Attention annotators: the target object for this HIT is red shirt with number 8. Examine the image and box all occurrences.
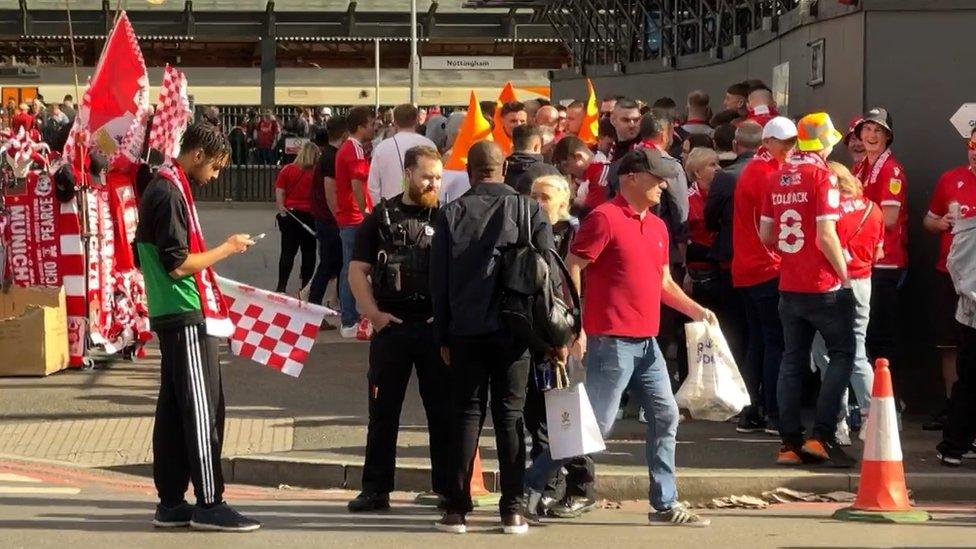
[761,152,843,293]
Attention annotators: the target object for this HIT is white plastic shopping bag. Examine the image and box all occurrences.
[675,321,751,421]
[545,383,606,460]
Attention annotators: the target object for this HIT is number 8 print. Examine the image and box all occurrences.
[777,209,804,254]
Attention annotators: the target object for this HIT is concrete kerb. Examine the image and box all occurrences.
[224,455,976,503]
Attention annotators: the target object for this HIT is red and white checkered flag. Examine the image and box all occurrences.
[148,64,191,159]
[216,276,328,377]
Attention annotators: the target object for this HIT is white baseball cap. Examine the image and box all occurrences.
[321,107,333,116]
[762,116,798,140]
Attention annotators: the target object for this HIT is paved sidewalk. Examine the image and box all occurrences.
[1,331,972,502]
[1,202,971,502]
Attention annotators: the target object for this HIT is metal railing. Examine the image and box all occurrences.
[195,164,280,202]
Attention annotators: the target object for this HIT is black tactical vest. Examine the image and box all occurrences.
[371,196,435,310]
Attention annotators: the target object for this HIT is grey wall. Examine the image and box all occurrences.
[551,11,865,132]
[864,7,976,404]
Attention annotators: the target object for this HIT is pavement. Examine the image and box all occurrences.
[1,202,975,504]
[0,457,974,549]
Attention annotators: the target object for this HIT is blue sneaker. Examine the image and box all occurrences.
[190,503,261,532]
[152,501,194,528]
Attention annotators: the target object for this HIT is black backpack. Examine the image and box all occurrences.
[499,196,581,354]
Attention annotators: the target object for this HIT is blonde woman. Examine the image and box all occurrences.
[530,174,577,258]
[526,173,595,517]
[812,161,885,444]
[274,141,321,293]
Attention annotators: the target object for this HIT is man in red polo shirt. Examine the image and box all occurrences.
[852,108,907,403]
[760,112,854,468]
[730,116,796,435]
[525,148,715,527]
[923,126,976,429]
[332,106,375,337]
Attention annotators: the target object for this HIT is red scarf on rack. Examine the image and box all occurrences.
[156,161,234,337]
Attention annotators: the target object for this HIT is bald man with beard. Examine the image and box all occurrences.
[430,140,557,535]
[536,105,559,130]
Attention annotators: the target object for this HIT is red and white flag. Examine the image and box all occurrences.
[148,64,191,159]
[216,276,328,377]
[64,11,150,165]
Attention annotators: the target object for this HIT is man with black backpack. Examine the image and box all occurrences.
[430,140,563,535]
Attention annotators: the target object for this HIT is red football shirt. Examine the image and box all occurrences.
[837,197,885,280]
[571,195,670,338]
[274,163,314,212]
[687,184,715,248]
[928,166,976,273]
[731,148,782,287]
[334,138,372,227]
[855,152,907,269]
[761,152,843,293]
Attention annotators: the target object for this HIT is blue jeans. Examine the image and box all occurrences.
[308,219,342,306]
[338,226,359,327]
[739,278,784,424]
[777,289,855,446]
[812,277,873,421]
[525,335,679,511]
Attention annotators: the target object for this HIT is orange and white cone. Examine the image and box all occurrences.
[469,448,501,507]
[834,358,930,522]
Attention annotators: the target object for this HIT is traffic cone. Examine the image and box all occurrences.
[415,447,500,507]
[469,448,501,507]
[833,358,930,523]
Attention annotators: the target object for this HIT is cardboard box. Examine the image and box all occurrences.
[0,286,69,376]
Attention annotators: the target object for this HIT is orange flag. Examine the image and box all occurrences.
[492,81,519,156]
[578,78,600,145]
[444,91,493,171]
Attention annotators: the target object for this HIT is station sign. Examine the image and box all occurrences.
[421,56,514,70]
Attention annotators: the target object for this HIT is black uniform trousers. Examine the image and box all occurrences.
[362,319,451,495]
[940,325,976,456]
[445,331,530,516]
[154,324,226,508]
[524,379,596,501]
[867,268,906,399]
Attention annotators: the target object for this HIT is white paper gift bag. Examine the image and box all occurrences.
[545,383,607,460]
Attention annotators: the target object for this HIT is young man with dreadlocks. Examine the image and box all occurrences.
[134,123,261,532]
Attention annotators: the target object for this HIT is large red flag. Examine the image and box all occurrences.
[65,11,149,164]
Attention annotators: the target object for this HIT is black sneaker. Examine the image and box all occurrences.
[548,496,597,519]
[434,513,467,534]
[923,408,948,431]
[807,438,857,469]
[938,452,962,467]
[347,492,390,513]
[501,513,529,534]
[647,504,710,527]
[190,503,261,532]
[152,501,194,528]
[736,415,767,433]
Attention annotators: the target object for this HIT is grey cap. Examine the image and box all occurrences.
[617,147,677,179]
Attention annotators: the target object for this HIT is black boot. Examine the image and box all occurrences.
[347,492,391,512]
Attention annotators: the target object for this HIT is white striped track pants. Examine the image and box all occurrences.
[153,323,226,507]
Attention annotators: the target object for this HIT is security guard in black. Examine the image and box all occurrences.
[345,145,450,512]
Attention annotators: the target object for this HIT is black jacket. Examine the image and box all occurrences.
[704,151,755,264]
[430,182,555,345]
[503,152,559,195]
